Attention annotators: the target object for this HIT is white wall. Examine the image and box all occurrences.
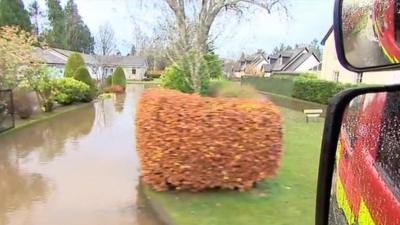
[321,31,400,85]
[295,56,320,72]
[123,66,147,80]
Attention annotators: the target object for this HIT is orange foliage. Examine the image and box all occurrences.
[136,88,283,192]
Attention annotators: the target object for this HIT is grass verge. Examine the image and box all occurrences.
[143,107,324,225]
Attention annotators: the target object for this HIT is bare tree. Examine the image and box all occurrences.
[167,0,288,92]
[95,23,116,55]
[136,0,288,92]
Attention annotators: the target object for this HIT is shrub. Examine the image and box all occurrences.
[161,65,193,93]
[204,52,223,79]
[53,78,92,105]
[136,88,282,192]
[292,76,356,104]
[208,80,258,98]
[64,53,85,77]
[146,70,162,79]
[112,66,126,89]
[13,87,35,119]
[218,83,258,99]
[105,75,112,86]
[241,76,294,97]
[74,67,95,88]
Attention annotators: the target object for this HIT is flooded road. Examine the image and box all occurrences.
[0,84,163,225]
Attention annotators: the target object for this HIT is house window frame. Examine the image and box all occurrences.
[132,68,136,75]
[333,71,340,82]
[356,73,363,84]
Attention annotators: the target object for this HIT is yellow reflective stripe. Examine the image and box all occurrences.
[380,44,396,63]
[373,21,397,63]
[336,178,356,225]
[336,141,341,167]
[358,200,376,225]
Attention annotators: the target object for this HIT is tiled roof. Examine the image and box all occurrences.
[50,48,148,67]
[32,48,66,64]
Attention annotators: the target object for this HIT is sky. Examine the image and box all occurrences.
[23,0,334,58]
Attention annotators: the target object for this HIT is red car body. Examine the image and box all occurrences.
[373,0,400,63]
[336,93,400,224]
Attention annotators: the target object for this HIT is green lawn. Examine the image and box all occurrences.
[143,107,324,225]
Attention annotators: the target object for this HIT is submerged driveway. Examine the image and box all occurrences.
[0,84,162,225]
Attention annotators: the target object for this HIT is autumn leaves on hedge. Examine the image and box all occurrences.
[136,88,283,192]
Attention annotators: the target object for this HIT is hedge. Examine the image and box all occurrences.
[112,66,126,89]
[74,66,95,89]
[64,53,85,78]
[241,76,294,97]
[136,88,282,192]
[292,77,356,104]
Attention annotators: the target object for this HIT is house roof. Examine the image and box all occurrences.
[50,48,148,67]
[99,55,148,67]
[263,47,320,73]
[283,52,313,71]
[321,26,333,46]
[32,48,66,65]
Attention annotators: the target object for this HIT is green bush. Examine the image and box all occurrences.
[207,79,230,97]
[105,75,112,86]
[112,66,126,88]
[204,52,223,79]
[292,76,356,104]
[64,53,85,77]
[161,65,193,93]
[241,76,294,97]
[146,71,162,79]
[161,51,210,96]
[53,78,92,105]
[74,66,95,89]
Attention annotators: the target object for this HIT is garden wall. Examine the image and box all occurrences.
[136,88,283,192]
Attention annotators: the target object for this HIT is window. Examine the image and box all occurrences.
[333,71,339,82]
[111,68,114,74]
[356,73,363,84]
[132,68,136,74]
[376,92,400,199]
[342,95,364,148]
[395,0,400,45]
[376,0,389,32]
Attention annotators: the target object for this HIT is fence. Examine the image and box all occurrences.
[0,89,15,133]
[241,76,294,97]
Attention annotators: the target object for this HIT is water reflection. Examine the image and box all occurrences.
[0,84,163,225]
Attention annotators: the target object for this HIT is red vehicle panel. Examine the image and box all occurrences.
[337,93,400,224]
[373,0,400,62]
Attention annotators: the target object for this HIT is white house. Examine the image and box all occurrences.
[320,27,400,85]
[262,47,321,77]
[34,47,148,80]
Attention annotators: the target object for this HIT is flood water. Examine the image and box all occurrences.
[0,84,163,225]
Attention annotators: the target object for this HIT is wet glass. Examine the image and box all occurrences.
[341,0,400,68]
[328,91,400,224]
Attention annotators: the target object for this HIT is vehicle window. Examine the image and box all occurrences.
[377,0,389,31]
[395,0,400,44]
[376,92,400,199]
[342,95,363,148]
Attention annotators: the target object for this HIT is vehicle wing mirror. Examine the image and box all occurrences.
[335,0,400,71]
[315,85,400,225]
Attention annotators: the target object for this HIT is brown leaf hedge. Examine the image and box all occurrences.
[136,88,283,192]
